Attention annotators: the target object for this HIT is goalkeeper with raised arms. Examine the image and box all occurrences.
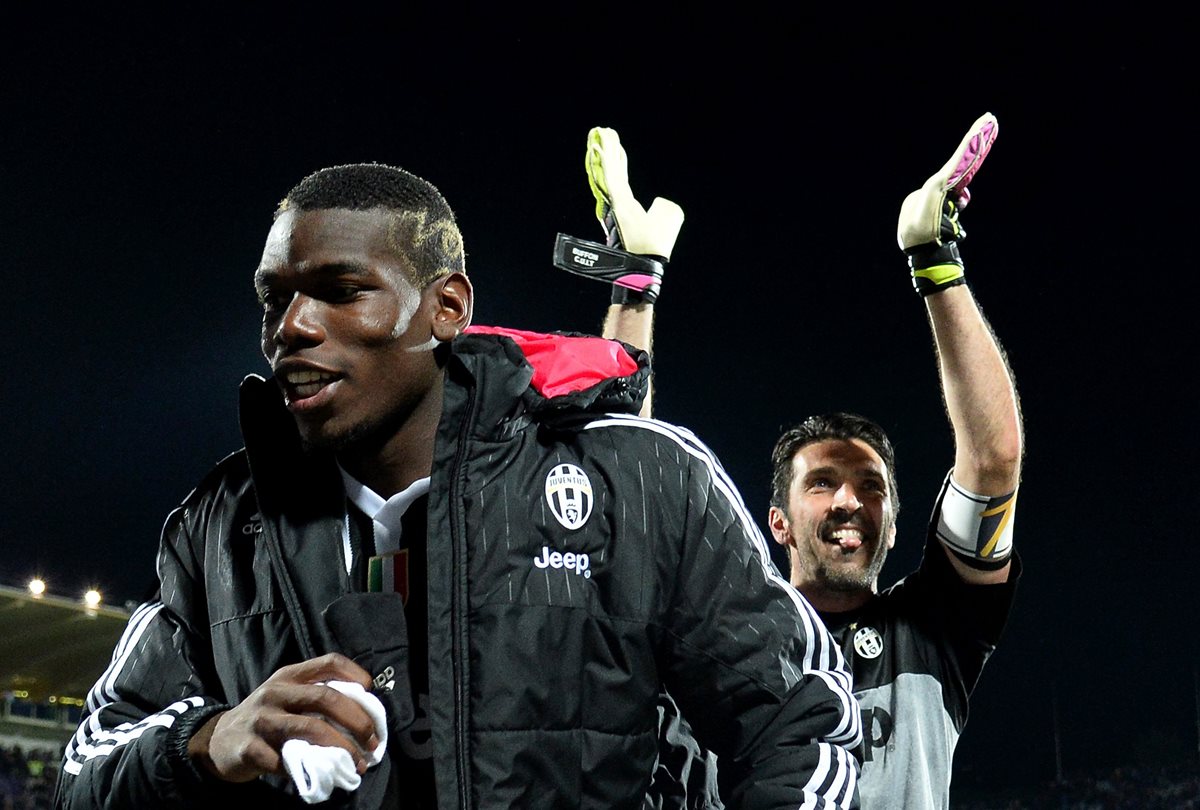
[556,115,1023,809]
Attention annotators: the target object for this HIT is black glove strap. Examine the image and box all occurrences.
[554,233,665,281]
[904,240,962,271]
[611,283,659,305]
[906,241,967,297]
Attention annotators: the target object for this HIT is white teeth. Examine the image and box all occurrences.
[830,529,863,540]
[284,370,332,384]
[281,369,337,401]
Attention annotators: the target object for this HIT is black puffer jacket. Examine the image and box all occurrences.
[55,327,861,810]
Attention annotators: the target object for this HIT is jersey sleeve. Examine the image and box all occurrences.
[655,425,863,810]
[54,499,237,809]
[899,521,1022,730]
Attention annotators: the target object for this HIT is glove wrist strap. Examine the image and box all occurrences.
[611,283,659,305]
[906,241,966,297]
[553,233,665,303]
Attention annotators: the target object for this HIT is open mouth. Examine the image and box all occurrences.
[826,527,864,551]
[279,368,341,407]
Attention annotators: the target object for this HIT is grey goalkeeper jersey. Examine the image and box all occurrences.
[820,530,1020,809]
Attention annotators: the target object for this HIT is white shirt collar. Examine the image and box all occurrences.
[338,465,431,563]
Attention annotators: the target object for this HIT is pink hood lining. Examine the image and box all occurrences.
[464,325,639,399]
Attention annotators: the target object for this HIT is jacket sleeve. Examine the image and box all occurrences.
[658,429,863,810]
[54,498,237,810]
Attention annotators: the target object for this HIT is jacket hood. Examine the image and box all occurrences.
[454,326,650,429]
[463,326,642,398]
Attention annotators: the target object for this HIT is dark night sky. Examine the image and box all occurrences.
[3,11,1196,798]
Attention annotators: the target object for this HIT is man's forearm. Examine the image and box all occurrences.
[926,285,1022,496]
[603,302,655,417]
[602,302,654,350]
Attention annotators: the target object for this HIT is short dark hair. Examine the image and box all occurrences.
[769,413,900,517]
[276,162,465,288]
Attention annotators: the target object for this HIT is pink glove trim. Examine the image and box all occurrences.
[613,273,659,291]
[946,119,997,205]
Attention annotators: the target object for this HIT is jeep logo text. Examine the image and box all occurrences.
[533,546,591,578]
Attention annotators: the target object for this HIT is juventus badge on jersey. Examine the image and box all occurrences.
[853,626,884,659]
[545,463,594,531]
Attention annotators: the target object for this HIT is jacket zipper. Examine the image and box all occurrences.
[448,384,477,810]
[259,507,317,660]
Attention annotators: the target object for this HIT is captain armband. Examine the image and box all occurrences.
[933,471,1016,570]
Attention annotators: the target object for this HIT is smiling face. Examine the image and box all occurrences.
[255,207,448,452]
[768,438,897,612]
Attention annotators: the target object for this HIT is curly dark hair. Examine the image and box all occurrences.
[276,162,465,288]
[769,412,899,517]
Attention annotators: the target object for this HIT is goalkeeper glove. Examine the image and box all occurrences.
[897,113,998,296]
[553,127,684,303]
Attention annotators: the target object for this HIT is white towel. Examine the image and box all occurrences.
[281,680,389,804]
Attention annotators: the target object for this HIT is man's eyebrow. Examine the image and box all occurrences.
[254,262,374,289]
[308,261,375,279]
[853,467,888,486]
[803,465,886,480]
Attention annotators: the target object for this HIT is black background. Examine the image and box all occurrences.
[3,10,1196,799]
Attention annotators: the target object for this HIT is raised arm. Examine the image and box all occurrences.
[601,300,654,355]
[898,113,1023,585]
[553,127,682,416]
[926,288,1022,496]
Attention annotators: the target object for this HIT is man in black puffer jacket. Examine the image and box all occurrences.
[54,162,862,810]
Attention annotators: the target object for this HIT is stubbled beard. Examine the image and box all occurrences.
[815,542,891,592]
[300,419,375,454]
[795,513,895,593]
[297,406,408,457]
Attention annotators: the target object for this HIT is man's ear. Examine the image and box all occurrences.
[767,506,791,547]
[886,522,897,550]
[430,272,473,342]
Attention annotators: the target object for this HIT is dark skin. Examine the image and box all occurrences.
[190,207,474,780]
[256,207,473,495]
[189,654,379,780]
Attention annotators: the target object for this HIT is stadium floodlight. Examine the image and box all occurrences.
[84,589,102,608]
[28,578,46,597]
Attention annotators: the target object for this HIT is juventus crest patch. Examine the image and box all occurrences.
[545,463,594,530]
[853,626,884,659]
